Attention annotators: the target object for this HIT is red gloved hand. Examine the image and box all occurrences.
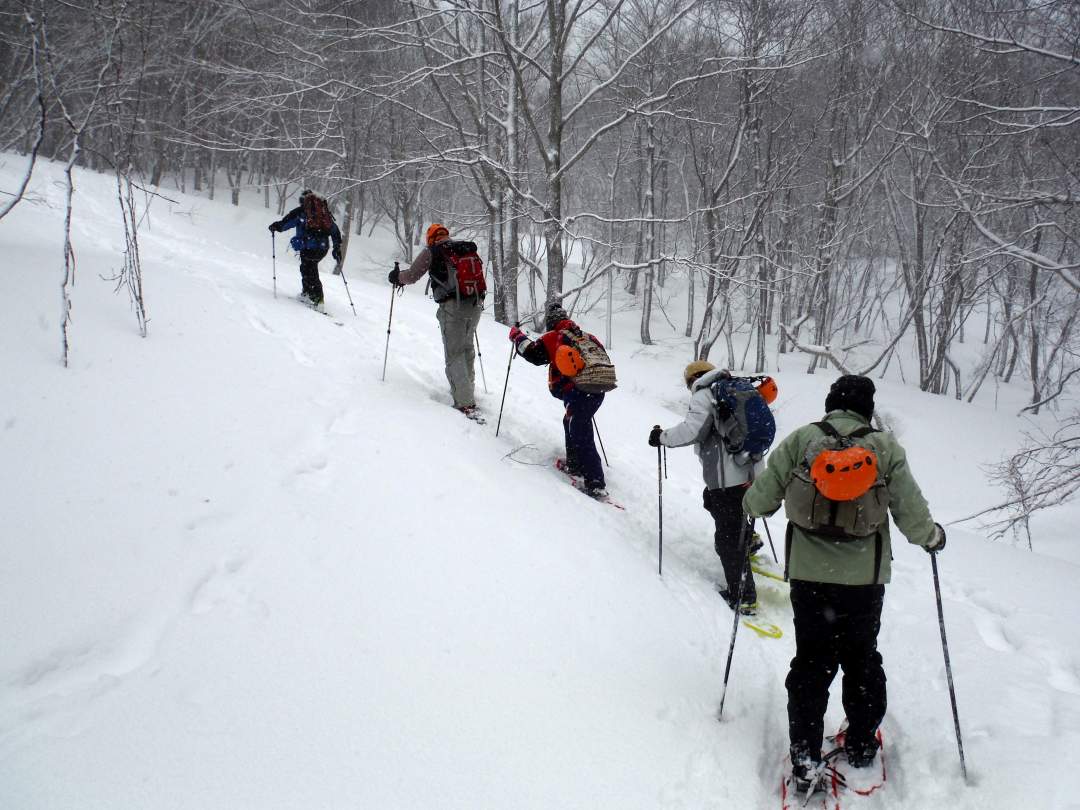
[509,326,524,342]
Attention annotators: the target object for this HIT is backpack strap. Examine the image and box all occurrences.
[815,421,877,440]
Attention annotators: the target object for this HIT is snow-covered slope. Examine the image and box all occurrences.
[2,158,1078,809]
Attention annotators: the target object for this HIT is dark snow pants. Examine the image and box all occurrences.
[561,388,605,490]
[299,246,327,304]
[702,486,757,604]
[786,580,886,764]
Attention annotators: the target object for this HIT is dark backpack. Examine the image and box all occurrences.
[431,240,487,302]
[302,194,334,235]
[556,327,617,393]
[710,376,776,459]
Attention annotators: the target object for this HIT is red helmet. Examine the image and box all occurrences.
[756,376,778,404]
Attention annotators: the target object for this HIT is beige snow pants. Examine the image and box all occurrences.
[436,296,483,408]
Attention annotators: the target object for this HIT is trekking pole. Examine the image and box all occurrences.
[271,233,277,298]
[495,323,518,437]
[663,446,668,479]
[656,434,664,576]
[337,261,358,317]
[761,516,780,565]
[381,264,399,382]
[718,517,755,722]
[593,419,610,467]
[931,552,968,783]
[475,332,489,393]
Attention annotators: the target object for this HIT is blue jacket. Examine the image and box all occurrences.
[274,205,342,254]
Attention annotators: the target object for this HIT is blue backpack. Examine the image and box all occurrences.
[710,376,776,459]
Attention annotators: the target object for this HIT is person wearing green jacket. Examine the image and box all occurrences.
[742,374,945,794]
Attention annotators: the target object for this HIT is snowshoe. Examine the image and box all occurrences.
[554,457,584,477]
[828,724,886,797]
[718,588,758,616]
[455,405,486,424]
[791,760,828,796]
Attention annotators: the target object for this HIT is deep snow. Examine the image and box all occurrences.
[2,157,1079,809]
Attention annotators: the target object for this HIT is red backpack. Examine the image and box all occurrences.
[432,240,487,302]
[302,194,334,235]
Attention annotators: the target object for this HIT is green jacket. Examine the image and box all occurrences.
[742,409,937,585]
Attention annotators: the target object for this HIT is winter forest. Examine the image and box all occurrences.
[3,2,1080,807]
[3,0,1079,536]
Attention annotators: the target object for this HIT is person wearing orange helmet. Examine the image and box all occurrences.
[743,374,944,796]
[648,361,765,614]
[388,223,486,416]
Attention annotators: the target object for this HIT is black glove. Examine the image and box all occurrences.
[268,222,279,233]
[925,523,946,554]
[332,247,342,263]
[648,425,663,447]
[388,267,402,287]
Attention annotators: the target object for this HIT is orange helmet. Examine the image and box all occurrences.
[554,345,585,377]
[811,447,878,501]
[756,376,778,404]
[426,223,450,246]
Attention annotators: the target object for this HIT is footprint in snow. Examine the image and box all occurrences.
[189,556,260,618]
[972,613,1014,653]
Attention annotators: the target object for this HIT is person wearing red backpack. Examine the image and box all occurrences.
[268,189,342,309]
[509,303,608,498]
[388,224,486,416]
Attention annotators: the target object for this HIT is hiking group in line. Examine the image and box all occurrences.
[270,207,956,799]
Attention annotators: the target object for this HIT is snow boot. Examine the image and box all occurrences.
[844,734,881,768]
[718,588,757,615]
[584,481,608,499]
[792,761,827,795]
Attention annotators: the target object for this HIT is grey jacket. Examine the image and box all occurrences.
[398,240,446,286]
[659,368,763,489]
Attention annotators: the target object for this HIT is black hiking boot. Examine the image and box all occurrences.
[555,458,584,478]
[584,480,608,499]
[791,745,828,796]
[844,734,880,768]
[718,588,757,615]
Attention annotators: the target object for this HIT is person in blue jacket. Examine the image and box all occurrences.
[268,190,342,307]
